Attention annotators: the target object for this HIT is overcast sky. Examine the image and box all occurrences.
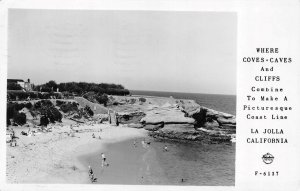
[8,9,236,95]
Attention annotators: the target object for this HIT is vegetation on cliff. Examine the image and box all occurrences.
[83,92,109,106]
[7,82,23,90]
[34,81,130,96]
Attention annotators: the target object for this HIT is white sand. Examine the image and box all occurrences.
[6,122,148,184]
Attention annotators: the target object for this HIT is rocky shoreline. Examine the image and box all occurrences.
[6,95,235,183]
[113,96,236,143]
[7,95,235,144]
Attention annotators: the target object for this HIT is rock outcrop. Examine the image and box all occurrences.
[140,106,195,125]
[113,96,236,143]
[143,100,235,143]
[117,111,146,124]
[149,124,232,143]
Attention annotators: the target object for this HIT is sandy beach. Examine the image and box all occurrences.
[6,120,148,184]
[6,94,235,185]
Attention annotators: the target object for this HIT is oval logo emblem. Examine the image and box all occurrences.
[262,153,274,164]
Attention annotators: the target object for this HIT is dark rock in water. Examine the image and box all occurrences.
[149,124,232,143]
[127,123,144,129]
[144,123,164,131]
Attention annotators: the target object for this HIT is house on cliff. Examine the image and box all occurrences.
[7,78,33,92]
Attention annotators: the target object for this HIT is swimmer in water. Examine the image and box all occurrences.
[101,153,107,167]
[164,145,168,152]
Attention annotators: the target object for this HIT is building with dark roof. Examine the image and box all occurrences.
[7,78,33,91]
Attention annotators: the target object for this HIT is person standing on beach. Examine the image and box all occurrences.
[88,166,97,182]
[101,153,106,167]
[88,166,93,176]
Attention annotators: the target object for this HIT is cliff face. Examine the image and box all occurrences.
[114,96,236,143]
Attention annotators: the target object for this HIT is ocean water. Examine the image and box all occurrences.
[80,90,236,185]
[80,138,235,186]
[131,90,236,115]
[130,90,236,185]
[149,139,235,186]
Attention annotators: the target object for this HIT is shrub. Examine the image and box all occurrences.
[13,112,26,125]
[7,104,17,121]
[34,100,53,109]
[56,100,64,106]
[40,115,49,126]
[42,100,53,107]
[7,103,27,121]
[39,106,62,123]
[129,98,136,104]
[38,92,51,99]
[34,101,42,109]
[7,113,11,126]
[48,107,62,123]
[84,105,94,116]
[36,81,131,96]
[25,102,33,109]
[96,94,109,106]
[34,100,61,124]
[7,82,23,90]
[60,102,78,113]
[83,92,109,106]
[14,103,26,111]
[138,97,146,102]
[7,91,38,101]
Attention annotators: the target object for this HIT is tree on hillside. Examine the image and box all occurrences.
[7,82,22,90]
[96,93,109,106]
[45,80,58,91]
[36,81,130,96]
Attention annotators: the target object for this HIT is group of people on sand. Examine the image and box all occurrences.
[86,120,103,126]
[92,128,102,140]
[21,128,35,136]
[8,129,18,147]
[88,152,109,183]
[92,133,102,140]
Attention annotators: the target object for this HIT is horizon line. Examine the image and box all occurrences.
[130,89,236,96]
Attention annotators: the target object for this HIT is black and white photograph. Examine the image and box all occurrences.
[1,0,300,191]
[6,8,236,186]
